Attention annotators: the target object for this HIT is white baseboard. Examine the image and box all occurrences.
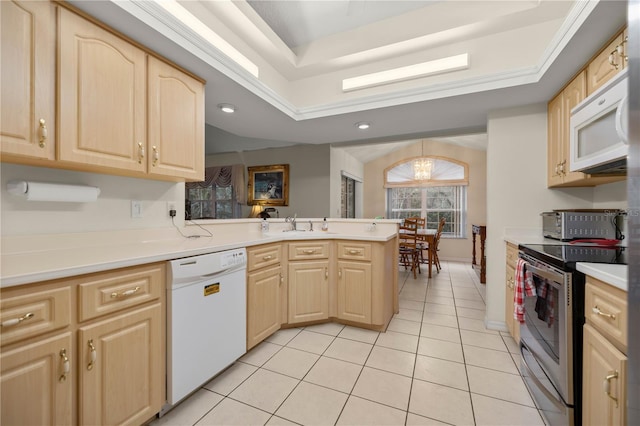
[485,319,509,332]
[440,256,473,263]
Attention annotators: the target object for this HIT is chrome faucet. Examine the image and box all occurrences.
[309,220,313,231]
[285,215,297,231]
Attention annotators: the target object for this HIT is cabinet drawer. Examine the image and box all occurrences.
[337,242,372,261]
[247,244,282,272]
[1,286,71,346]
[288,241,330,260]
[506,243,519,269]
[77,263,164,322]
[585,278,627,351]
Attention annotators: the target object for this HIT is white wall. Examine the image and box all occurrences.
[329,147,365,218]
[485,104,595,329]
[1,163,184,236]
[205,144,331,218]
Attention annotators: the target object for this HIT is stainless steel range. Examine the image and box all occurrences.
[517,244,627,426]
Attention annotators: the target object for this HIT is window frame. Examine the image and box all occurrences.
[383,155,469,188]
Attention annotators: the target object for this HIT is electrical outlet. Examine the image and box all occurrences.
[167,201,177,218]
[131,200,143,218]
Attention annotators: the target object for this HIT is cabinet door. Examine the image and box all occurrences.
[583,324,627,426]
[0,0,55,160]
[78,303,163,426]
[288,261,329,324]
[1,332,73,425]
[147,56,204,181]
[547,93,564,187]
[504,264,519,342]
[58,8,146,173]
[560,72,587,185]
[587,33,625,95]
[247,265,282,350]
[337,261,372,324]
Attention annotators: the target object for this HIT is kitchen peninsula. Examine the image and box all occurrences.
[0,219,399,425]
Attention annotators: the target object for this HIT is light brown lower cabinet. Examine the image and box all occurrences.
[504,242,519,343]
[288,260,330,324]
[337,260,372,324]
[582,276,628,426]
[0,332,73,425]
[247,265,282,350]
[582,323,627,426]
[0,263,166,425]
[78,303,163,425]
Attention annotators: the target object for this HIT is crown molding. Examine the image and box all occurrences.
[114,0,596,122]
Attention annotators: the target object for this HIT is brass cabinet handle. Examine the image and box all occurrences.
[1,312,34,327]
[325,268,328,279]
[603,370,619,407]
[59,349,70,382]
[152,146,159,166]
[138,142,145,164]
[87,339,96,371]
[348,249,361,255]
[302,249,316,254]
[592,305,616,320]
[262,255,273,261]
[279,273,283,285]
[38,119,47,148]
[338,269,342,278]
[111,286,140,298]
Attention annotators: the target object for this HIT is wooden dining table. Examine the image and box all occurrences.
[417,228,438,278]
[400,227,437,278]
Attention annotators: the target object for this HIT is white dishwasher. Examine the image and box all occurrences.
[164,248,247,413]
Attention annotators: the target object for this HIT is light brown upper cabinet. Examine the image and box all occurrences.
[147,56,204,181]
[0,1,56,161]
[587,31,626,96]
[58,7,147,174]
[547,26,627,188]
[2,3,204,182]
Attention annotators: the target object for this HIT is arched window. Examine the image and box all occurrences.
[384,156,468,237]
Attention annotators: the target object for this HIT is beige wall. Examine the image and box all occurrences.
[205,144,331,219]
[363,138,488,262]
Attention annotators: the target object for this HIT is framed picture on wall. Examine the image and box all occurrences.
[247,164,289,206]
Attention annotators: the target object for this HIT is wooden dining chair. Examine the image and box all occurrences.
[431,217,446,272]
[404,217,427,264]
[399,220,421,279]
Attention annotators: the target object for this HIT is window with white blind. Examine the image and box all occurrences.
[384,156,468,238]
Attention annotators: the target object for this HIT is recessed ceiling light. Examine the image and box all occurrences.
[356,122,371,130]
[218,104,236,113]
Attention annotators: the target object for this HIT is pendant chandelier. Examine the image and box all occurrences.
[413,141,433,180]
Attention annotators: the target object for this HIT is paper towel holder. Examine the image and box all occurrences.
[7,180,101,202]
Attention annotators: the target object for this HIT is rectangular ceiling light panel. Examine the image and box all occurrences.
[157,0,259,77]
[342,53,469,92]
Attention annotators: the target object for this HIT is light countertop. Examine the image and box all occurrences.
[1,219,398,288]
[576,263,628,291]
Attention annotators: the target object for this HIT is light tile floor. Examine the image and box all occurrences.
[152,261,547,426]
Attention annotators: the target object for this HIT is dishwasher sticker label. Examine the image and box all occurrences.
[204,283,220,296]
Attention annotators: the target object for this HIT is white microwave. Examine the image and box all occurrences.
[569,68,628,174]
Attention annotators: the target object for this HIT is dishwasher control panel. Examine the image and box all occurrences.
[220,249,247,269]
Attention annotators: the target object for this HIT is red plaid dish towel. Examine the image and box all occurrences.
[514,258,536,323]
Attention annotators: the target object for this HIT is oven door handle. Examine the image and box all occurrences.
[519,343,567,411]
[525,263,564,284]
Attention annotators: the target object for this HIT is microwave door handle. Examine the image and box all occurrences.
[615,95,628,144]
[526,264,564,284]
[520,344,567,411]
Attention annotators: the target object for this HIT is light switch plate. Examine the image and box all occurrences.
[131,200,143,218]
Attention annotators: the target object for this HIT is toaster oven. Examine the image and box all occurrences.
[541,210,619,241]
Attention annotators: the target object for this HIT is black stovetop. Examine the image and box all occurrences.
[519,243,628,270]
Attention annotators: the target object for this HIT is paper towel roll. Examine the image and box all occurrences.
[7,180,100,202]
